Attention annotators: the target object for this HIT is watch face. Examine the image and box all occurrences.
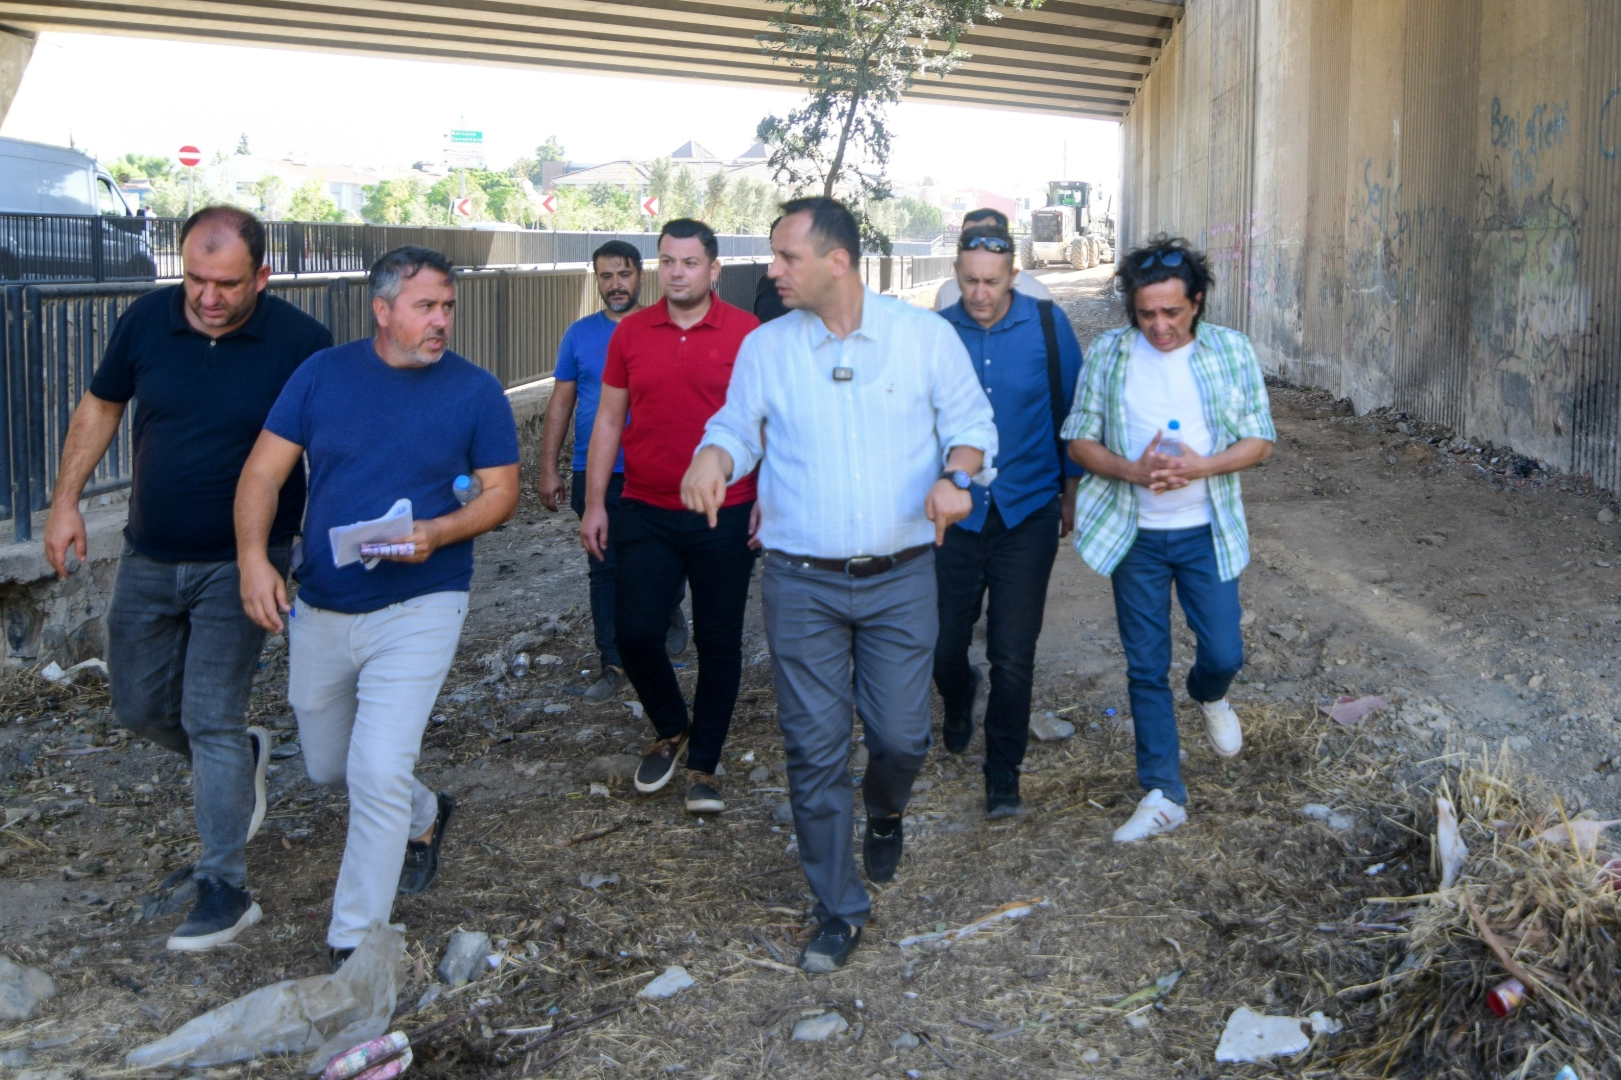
[952,470,972,489]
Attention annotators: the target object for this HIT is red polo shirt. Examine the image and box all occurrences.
[602,295,759,511]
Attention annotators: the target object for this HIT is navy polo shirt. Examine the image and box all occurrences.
[89,286,333,562]
[940,291,1085,531]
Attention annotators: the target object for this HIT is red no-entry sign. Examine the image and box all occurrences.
[177,145,201,168]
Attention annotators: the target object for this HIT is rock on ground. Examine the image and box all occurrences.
[638,965,695,999]
[793,1012,849,1041]
[438,930,492,986]
[0,956,55,1021]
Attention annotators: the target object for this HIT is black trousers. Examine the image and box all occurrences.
[933,499,1060,777]
[614,498,756,775]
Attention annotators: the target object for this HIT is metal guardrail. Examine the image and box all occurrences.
[0,214,786,283]
[0,255,956,541]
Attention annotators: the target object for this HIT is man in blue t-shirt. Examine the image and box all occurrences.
[236,246,519,968]
[538,240,687,703]
[44,206,331,954]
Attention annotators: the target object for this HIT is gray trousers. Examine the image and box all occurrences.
[761,550,936,926]
[108,542,290,888]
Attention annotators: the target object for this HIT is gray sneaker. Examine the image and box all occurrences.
[582,666,626,703]
[666,607,690,658]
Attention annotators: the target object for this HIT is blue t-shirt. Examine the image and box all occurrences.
[553,311,623,473]
[264,339,520,614]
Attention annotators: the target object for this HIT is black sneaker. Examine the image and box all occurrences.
[798,918,862,974]
[398,792,455,896]
[942,667,982,754]
[666,606,690,658]
[329,947,355,973]
[863,815,903,883]
[582,666,626,704]
[985,769,1025,819]
[635,729,690,793]
[684,770,725,813]
[166,875,262,952]
[246,725,271,842]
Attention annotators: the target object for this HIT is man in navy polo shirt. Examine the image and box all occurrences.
[935,224,1084,818]
[236,246,519,968]
[43,206,332,952]
[538,240,688,703]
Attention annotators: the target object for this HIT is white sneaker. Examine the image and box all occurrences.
[245,726,271,843]
[1198,698,1243,758]
[1112,789,1187,843]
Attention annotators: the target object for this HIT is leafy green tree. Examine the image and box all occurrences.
[703,171,730,229]
[667,166,701,221]
[756,0,1037,251]
[235,133,251,155]
[287,178,345,222]
[361,177,433,224]
[535,136,565,163]
[554,184,639,231]
[253,174,287,219]
[145,176,189,217]
[645,158,673,228]
[108,153,173,184]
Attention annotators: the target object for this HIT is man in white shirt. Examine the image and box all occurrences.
[684,198,997,973]
[934,208,1053,311]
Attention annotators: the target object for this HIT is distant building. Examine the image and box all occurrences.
[205,154,383,217]
[944,188,1018,231]
[551,141,778,195]
[551,159,653,191]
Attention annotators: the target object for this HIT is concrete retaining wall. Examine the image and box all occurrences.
[1121,0,1621,484]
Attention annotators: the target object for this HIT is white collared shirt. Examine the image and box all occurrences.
[699,289,998,559]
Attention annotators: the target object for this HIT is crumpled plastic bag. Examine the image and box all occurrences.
[126,922,403,1070]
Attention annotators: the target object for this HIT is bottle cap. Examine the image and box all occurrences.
[454,474,472,490]
[1168,420,1181,431]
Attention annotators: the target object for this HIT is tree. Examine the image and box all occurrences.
[361,178,433,224]
[755,0,1037,251]
[235,132,251,156]
[703,171,730,228]
[253,174,287,219]
[667,166,700,221]
[108,153,172,184]
[553,184,640,231]
[288,178,345,222]
[535,136,565,163]
[645,158,673,228]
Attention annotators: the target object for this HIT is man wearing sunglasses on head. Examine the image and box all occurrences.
[934,224,1084,818]
[934,208,1052,311]
[1061,238,1273,843]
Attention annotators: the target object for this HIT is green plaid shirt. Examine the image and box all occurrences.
[1060,322,1275,581]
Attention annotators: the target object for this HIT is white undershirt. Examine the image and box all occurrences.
[1122,332,1213,529]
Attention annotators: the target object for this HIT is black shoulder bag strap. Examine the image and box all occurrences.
[1037,299,1069,481]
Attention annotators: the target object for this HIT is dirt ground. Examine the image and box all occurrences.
[1,264,1618,1079]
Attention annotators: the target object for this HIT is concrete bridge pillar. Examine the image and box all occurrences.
[0,25,35,127]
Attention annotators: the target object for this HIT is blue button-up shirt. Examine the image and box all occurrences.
[940,291,1084,532]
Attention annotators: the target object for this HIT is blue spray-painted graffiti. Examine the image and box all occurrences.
[1601,85,1620,161]
[1489,97,1572,194]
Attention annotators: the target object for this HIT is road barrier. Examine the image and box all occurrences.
[0,254,954,540]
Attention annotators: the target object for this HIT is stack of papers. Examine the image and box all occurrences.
[330,499,413,570]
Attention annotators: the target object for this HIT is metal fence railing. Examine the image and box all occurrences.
[0,214,787,283]
[0,255,955,540]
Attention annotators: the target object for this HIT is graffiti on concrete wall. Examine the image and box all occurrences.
[1489,97,1572,195]
[1600,85,1620,161]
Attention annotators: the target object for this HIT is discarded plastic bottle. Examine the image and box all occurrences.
[511,652,530,678]
[322,1030,412,1080]
[453,474,481,504]
[1486,976,1526,1018]
[1158,420,1185,457]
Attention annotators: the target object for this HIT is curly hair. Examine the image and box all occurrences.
[1115,235,1214,329]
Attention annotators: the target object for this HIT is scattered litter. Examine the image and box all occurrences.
[1485,977,1526,1017]
[126,923,402,1069]
[579,872,619,891]
[1319,695,1386,726]
[1213,1007,1312,1063]
[533,654,562,665]
[896,898,1049,950]
[0,957,56,1021]
[1298,803,1356,831]
[1554,1066,1579,1080]
[1435,795,1468,889]
[320,1030,410,1080]
[588,782,610,797]
[1530,817,1620,853]
[792,1012,848,1042]
[638,966,694,999]
[1109,969,1182,1011]
[1364,862,1385,876]
[1308,1011,1342,1035]
[625,702,644,719]
[437,931,492,986]
[1123,1012,1151,1030]
[1028,712,1075,742]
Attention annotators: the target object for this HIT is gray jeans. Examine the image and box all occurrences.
[108,542,291,888]
[761,550,936,927]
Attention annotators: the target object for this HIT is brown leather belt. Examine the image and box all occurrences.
[771,543,933,579]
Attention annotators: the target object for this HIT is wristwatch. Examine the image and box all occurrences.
[944,469,973,490]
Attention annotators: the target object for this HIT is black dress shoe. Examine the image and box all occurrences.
[329,947,355,973]
[798,918,862,974]
[942,666,982,754]
[398,791,455,896]
[985,769,1025,819]
[863,815,903,883]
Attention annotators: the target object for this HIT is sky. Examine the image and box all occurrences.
[1,33,1121,207]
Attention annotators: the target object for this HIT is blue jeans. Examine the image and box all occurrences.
[1110,526,1243,806]
[108,542,291,887]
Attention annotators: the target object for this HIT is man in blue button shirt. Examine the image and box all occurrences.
[936,225,1084,818]
[538,240,688,702]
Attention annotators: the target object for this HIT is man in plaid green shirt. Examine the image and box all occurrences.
[1060,238,1274,843]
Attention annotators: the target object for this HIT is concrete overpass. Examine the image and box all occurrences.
[0,1,1183,125]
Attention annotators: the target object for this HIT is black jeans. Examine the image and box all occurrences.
[614,498,756,775]
[933,499,1060,777]
[571,471,625,669]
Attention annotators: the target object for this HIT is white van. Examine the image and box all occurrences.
[0,137,155,281]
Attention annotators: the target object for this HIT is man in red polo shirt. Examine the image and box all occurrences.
[580,219,759,813]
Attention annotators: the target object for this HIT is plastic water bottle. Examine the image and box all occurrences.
[1159,420,1185,457]
[453,474,481,504]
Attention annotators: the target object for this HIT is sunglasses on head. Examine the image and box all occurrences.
[959,234,1012,254]
[1137,249,1186,270]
